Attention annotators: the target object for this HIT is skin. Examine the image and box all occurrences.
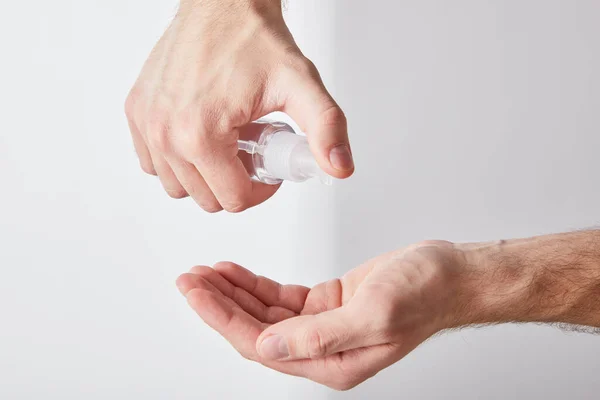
[125,0,353,213]
[176,231,600,390]
[129,0,600,391]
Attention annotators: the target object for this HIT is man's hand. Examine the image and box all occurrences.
[176,241,466,390]
[176,231,600,390]
[125,0,353,212]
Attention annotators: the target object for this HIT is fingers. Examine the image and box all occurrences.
[190,136,279,213]
[186,288,264,361]
[127,118,156,175]
[166,158,222,212]
[184,286,308,378]
[176,269,233,297]
[151,153,189,199]
[126,11,351,212]
[299,280,343,315]
[177,265,299,324]
[185,286,400,391]
[176,273,240,311]
[280,61,354,179]
[126,99,189,199]
[214,262,310,313]
[177,265,403,391]
[125,90,280,213]
[256,306,385,361]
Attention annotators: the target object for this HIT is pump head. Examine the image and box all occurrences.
[238,122,333,185]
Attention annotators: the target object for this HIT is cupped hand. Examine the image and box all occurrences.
[125,0,353,213]
[176,241,467,390]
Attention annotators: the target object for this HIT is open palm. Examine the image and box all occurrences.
[176,243,460,390]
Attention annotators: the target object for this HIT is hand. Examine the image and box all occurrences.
[176,241,467,390]
[125,0,353,213]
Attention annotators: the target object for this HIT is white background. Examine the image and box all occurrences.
[1,1,599,399]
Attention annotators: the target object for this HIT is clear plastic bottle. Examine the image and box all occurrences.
[238,119,333,185]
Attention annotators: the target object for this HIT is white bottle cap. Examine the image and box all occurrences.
[262,131,332,185]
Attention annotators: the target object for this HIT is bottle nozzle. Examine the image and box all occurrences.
[237,140,259,155]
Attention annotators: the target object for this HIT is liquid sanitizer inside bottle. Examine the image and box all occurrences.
[238,120,333,185]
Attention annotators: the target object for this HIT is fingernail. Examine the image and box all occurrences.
[329,144,354,171]
[259,335,289,360]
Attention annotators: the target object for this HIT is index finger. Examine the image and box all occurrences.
[185,286,390,389]
[192,130,278,213]
[214,262,310,313]
[185,287,306,376]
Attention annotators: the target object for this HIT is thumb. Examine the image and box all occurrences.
[256,307,378,361]
[282,67,354,179]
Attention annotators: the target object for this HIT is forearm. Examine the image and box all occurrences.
[457,230,600,329]
[178,0,283,15]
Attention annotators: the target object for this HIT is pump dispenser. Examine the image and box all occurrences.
[238,120,333,185]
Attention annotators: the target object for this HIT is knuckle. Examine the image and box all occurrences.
[327,372,357,391]
[327,355,363,391]
[244,352,258,362]
[124,88,140,118]
[201,201,223,213]
[368,302,395,337]
[146,109,172,152]
[319,104,347,129]
[148,129,170,152]
[166,188,188,199]
[174,107,196,134]
[305,329,327,359]
[212,106,237,135]
[222,200,249,214]
[178,134,205,161]
[291,55,320,78]
[198,103,220,132]
[330,380,350,392]
[175,105,223,160]
[173,109,205,154]
[221,193,250,213]
[139,160,157,176]
[301,58,321,79]
[276,54,319,84]
[147,130,170,152]
[237,349,253,361]
[184,186,222,213]
[331,378,360,392]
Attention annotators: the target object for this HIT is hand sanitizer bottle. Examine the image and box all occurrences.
[238,119,333,185]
